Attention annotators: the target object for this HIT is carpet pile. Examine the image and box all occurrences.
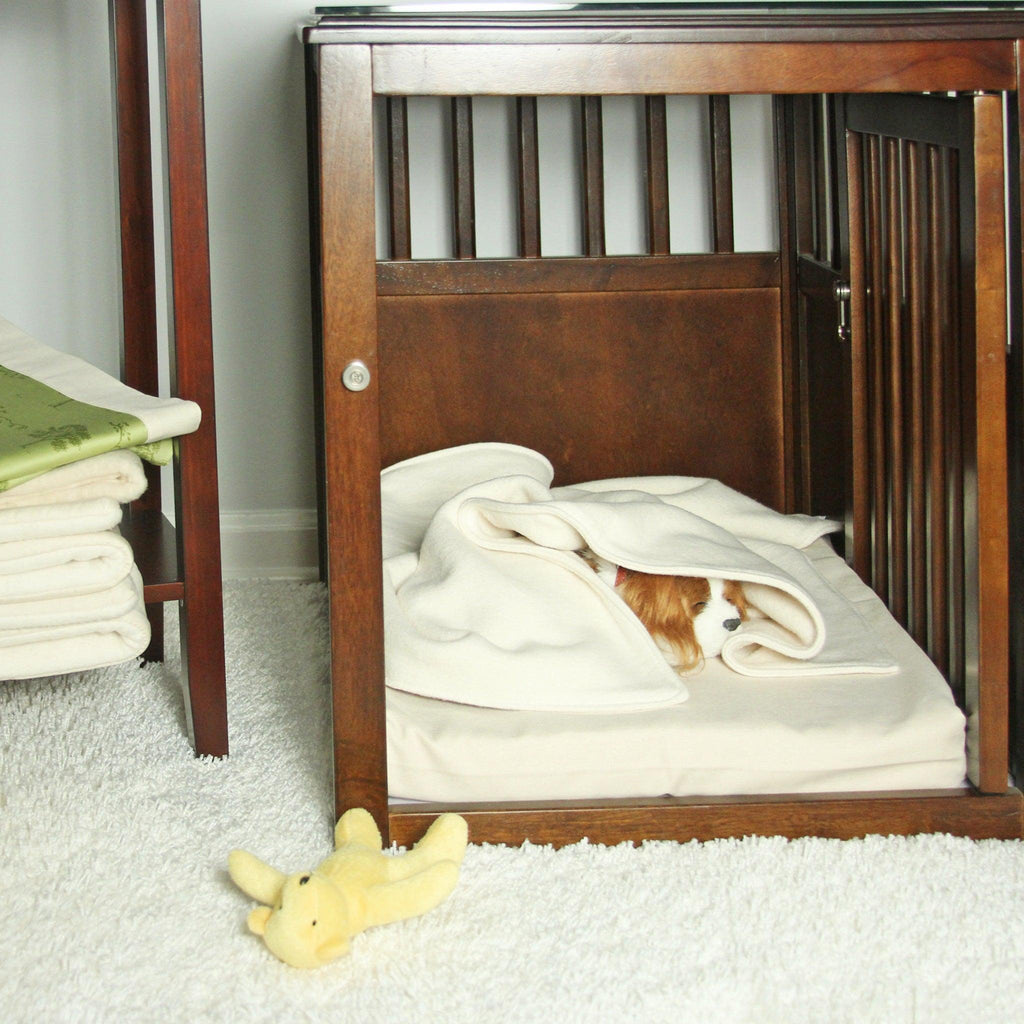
[2,581,1023,1022]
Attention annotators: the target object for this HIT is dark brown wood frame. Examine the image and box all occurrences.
[108,0,227,757]
[305,8,1024,847]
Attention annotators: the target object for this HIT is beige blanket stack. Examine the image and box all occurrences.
[0,451,155,680]
[0,315,201,681]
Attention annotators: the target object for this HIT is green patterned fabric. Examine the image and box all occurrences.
[0,363,172,492]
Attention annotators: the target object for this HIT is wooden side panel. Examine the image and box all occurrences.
[377,287,785,507]
[317,46,389,831]
[967,93,1010,792]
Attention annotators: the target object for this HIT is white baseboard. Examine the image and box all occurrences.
[219,509,320,580]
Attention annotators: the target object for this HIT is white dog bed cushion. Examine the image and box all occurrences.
[385,538,967,802]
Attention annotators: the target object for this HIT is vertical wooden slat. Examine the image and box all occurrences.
[386,96,412,260]
[947,146,966,702]
[516,96,542,258]
[884,136,907,624]
[451,96,476,259]
[158,0,227,757]
[110,0,163,660]
[793,97,815,256]
[581,95,606,256]
[812,95,831,262]
[866,135,888,599]
[906,140,928,647]
[317,45,389,835]
[645,95,670,255]
[774,96,799,515]
[846,129,871,580]
[708,94,735,253]
[967,93,1010,792]
[926,143,949,676]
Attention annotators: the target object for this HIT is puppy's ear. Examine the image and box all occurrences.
[620,573,703,671]
[723,580,749,620]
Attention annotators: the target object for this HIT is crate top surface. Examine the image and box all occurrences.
[304,1,1024,43]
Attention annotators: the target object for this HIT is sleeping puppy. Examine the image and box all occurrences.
[579,549,748,672]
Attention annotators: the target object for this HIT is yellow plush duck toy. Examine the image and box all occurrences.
[228,808,468,968]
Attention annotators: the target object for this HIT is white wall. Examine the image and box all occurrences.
[0,0,775,578]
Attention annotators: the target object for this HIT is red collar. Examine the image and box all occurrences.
[614,566,629,587]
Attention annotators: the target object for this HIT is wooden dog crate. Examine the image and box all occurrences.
[304,4,1024,846]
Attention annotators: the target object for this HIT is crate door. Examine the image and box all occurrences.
[783,96,850,527]
[843,92,1009,792]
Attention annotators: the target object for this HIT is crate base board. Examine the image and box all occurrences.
[387,787,1024,848]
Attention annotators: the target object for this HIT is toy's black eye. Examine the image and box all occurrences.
[312,920,317,927]
[299,875,311,885]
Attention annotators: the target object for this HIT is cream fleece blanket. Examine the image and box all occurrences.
[382,444,897,712]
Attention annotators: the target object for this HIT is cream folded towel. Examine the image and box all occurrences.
[0,450,147,510]
[0,498,123,544]
[0,531,136,602]
[0,568,150,680]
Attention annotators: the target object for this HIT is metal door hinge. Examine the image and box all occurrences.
[833,281,851,343]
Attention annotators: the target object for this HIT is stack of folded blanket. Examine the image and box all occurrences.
[0,315,201,681]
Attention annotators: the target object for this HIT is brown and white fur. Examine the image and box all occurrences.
[579,550,748,672]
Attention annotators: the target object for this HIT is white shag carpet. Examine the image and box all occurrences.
[2,581,1024,1023]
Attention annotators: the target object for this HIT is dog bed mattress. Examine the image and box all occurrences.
[385,534,967,803]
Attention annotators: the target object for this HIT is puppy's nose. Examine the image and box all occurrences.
[723,618,741,632]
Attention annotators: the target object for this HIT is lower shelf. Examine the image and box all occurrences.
[121,508,184,604]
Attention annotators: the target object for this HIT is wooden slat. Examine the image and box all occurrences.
[947,144,965,701]
[377,252,781,295]
[708,94,734,253]
[372,41,1017,96]
[812,95,830,263]
[159,0,227,757]
[515,96,542,258]
[451,96,476,259]
[581,95,605,256]
[389,790,1024,848]
[925,144,949,676]
[111,0,160,453]
[645,95,670,255]
[792,96,816,256]
[773,96,800,514]
[906,140,928,648]
[884,136,907,624]
[967,93,1009,793]
[317,44,389,833]
[866,135,888,599]
[845,129,871,580]
[111,0,164,661]
[386,96,412,260]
